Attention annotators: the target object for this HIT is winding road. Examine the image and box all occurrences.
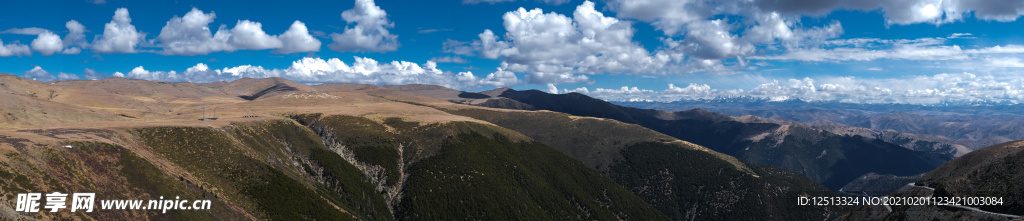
[903,182,1019,219]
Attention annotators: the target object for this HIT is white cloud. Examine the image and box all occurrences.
[756,0,1024,25]
[986,57,1024,68]
[92,8,145,53]
[429,56,469,63]
[156,8,320,55]
[124,66,179,81]
[674,19,754,59]
[31,32,63,56]
[743,12,843,46]
[224,20,283,50]
[479,67,521,87]
[2,27,51,35]
[546,83,559,94]
[156,8,224,55]
[462,0,570,5]
[448,1,672,85]
[276,21,321,54]
[752,37,1024,62]
[605,0,711,36]
[23,66,54,82]
[329,0,399,53]
[0,39,31,57]
[56,72,80,81]
[106,57,519,90]
[62,20,87,54]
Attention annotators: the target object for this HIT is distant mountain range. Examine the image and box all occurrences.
[617,97,1024,150]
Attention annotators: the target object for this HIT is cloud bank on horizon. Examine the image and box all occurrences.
[3,0,1024,104]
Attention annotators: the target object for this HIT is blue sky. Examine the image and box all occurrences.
[3,0,1024,104]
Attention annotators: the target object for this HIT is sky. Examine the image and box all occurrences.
[2,0,1024,104]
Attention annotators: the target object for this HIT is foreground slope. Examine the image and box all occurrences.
[293,114,667,220]
[1,116,666,220]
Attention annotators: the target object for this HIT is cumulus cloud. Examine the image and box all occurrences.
[448,1,673,85]
[329,0,399,53]
[224,20,283,50]
[156,8,320,55]
[31,32,63,56]
[62,20,88,54]
[156,8,224,55]
[674,20,753,59]
[276,21,321,53]
[0,39,31,57]
[92,8,145,53]
[23,66,55,82]
[743,12,844,46]
[478,67,521,87]
[445,0,852,86]
[107,57,520,90]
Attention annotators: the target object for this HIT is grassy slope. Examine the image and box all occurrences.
[295,114,669,220]
[918,140,1024,215]
[444,107,847,220]
[0,141,242,220]
[136,126,354,220]
[843,141,1024,220]
[229,120,393,220]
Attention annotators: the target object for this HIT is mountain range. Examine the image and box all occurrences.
[619,98,1024,150]
[0,75,843,220]
[2,74,1022,220]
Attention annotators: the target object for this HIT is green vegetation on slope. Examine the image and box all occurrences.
[2,140,240,220]
[397,131,668,220]
[294,113,667,220]
[611,141,847,220]
[918,140,1024,215]
[137,127,353,220]
[229,120,393,220]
